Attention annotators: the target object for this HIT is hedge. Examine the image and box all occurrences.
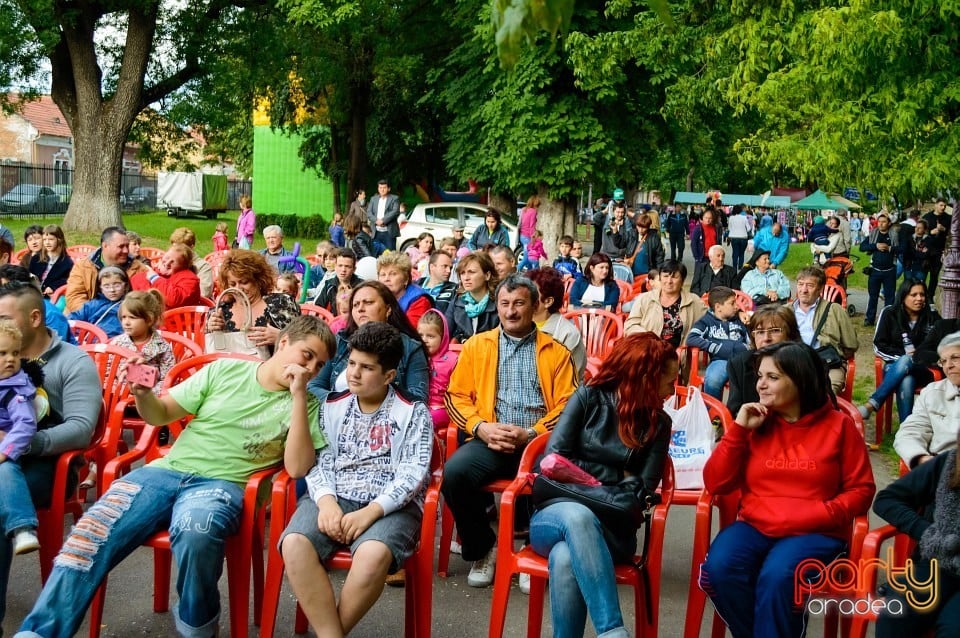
[254,213,329,240]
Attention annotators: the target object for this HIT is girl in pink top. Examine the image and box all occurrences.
[520,230,548,271]
[417,309,458,431]
[519,194,540,261]
[236,194,256,249]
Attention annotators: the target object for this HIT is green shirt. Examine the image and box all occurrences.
[150,359,324,485]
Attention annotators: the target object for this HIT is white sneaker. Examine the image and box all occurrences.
[450,540,462,555]
[467,547,496,588]
[519,572,530,594]
[13,529,39,555]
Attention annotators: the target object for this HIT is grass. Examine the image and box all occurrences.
[1,210,323,258]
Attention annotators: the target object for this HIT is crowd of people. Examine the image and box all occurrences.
[1,185,959,638]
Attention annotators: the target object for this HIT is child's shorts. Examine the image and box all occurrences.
[279,495,422,573]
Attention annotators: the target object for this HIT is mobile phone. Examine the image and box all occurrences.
[126,363,159,388]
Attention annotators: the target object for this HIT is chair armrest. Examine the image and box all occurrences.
[102,425,162,486]
[518,432,550,473]
[847,514,871,562]
[860,524,899,561]
[445,423,460,457]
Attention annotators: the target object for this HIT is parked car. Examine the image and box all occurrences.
[398,202,520,255]
[122,186,156,209]
[0,184,61,213]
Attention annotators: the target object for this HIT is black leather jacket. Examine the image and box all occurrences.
[546,385,670,494]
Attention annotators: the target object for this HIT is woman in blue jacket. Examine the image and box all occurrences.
[569,253,620,311]
[468,208,511,251]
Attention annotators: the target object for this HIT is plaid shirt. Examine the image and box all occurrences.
[495,329,546,429]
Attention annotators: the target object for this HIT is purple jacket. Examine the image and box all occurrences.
[519,207,538,238]
[0,369,38,460]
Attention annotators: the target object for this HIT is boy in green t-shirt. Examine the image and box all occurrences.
[279,322,433,637]
[17,316,336,638]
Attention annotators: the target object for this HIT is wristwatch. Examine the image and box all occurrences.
[525,428,538,443]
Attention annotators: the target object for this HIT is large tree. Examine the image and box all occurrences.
[2,0,259,232]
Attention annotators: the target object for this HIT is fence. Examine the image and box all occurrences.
[0,163,252,217]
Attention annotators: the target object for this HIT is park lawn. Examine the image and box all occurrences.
[776,239,869,290]
[0,211,324,259]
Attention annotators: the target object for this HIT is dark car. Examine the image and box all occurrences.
[122,186,156,209]
[0,184,61,213]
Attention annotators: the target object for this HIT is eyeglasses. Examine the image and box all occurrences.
[752,327,783,338]
[101,283,126,291]
[938,355,960,368]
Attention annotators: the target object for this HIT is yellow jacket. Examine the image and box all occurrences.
[444,327,578,437]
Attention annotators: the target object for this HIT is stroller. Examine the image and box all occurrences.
[822,254,858,316]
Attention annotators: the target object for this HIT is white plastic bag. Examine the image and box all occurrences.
[663,386,714,490]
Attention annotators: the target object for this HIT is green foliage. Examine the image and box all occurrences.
[255,212,329,240]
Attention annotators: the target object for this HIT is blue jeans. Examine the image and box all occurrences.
[0,460,38,537]
[865,268,897,324]
[868,355,934,422]
[730,238,749,271]
[16,466,243,638]
[519,235,531,261]
[699,520,846,638]
[0,455,58,633]
[703,359,730,400]
[530,502,628,638]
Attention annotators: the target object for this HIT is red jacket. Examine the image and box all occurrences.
[703,401,875,539]
[131,269,202,309]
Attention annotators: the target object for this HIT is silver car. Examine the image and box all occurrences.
[398,202,519,253]
[0,184,61,213]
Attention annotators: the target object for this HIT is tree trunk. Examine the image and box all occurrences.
[62,117,126,232]
[941,205,960,320]
[346,82,370,197]
[489,193,513,216]
[329,123,343,215]
[536,185,573,262]
[686,167,695,192]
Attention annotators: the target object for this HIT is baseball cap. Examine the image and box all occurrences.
[613,188,625,200]
[453,225,465,232]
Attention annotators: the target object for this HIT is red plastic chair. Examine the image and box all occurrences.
[632,275,649,297]
[560,277,576,312]
[69,320,109,345]
[159,330,203,363]
[139,246,165,261]
[80,344,138,463]
[162,306,211,351]
[821,283,848,308]
[13,247,29,263]
[197,296,216,308]
[259,436,443,638]
[88,355,268,638]
[684,347,710,391]
[161,353,260,391]
[487,435,675,638]
[734,290,754,313]
[614,279,634,310]
[66,244,97,261]
[839,356,856,402]
[562,308,624,362]
[49,284,68,305]
[300,303,335,325]
[35,400,108,582]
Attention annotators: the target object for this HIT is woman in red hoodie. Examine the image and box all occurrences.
[698,342,875,638]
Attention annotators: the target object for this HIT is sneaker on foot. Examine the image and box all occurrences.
[519,572,530,594]
[449,540,462,555]
[467,547,496,588]
[13,529,39,555]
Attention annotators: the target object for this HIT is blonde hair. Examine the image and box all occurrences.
[0,319,23,345]
[120,290,165,330]
[277,273,300,296]
[167,243,195,269]
[376,252,413,282]
[239,195,252,209]
[169,227,197,248]
[215,222,228,233]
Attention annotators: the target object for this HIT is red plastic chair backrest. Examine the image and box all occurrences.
[300,303,335,325]
[66,244,97,261]
[161,306,210,350]
[562,308,624,360]
[81,344,137,417]
[159,330,204,363]
[822,284,847,307]
[69,320,109,346]
[49,285,68,305]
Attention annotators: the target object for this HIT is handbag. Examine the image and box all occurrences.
[531,474,655,531]
[205,288,270,359]
[811,302,846,369]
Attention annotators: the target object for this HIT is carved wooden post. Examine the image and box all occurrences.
[941,204,960,319]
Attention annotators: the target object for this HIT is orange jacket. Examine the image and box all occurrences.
[444,327,578,437]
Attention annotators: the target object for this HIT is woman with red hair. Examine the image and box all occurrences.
[529,333,679,638]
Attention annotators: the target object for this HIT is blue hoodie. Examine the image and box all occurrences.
[751,216,790,267]
[67,295,123,338]
[685,310,749,361]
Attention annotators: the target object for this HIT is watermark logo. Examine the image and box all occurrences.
[794,548,939,616]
